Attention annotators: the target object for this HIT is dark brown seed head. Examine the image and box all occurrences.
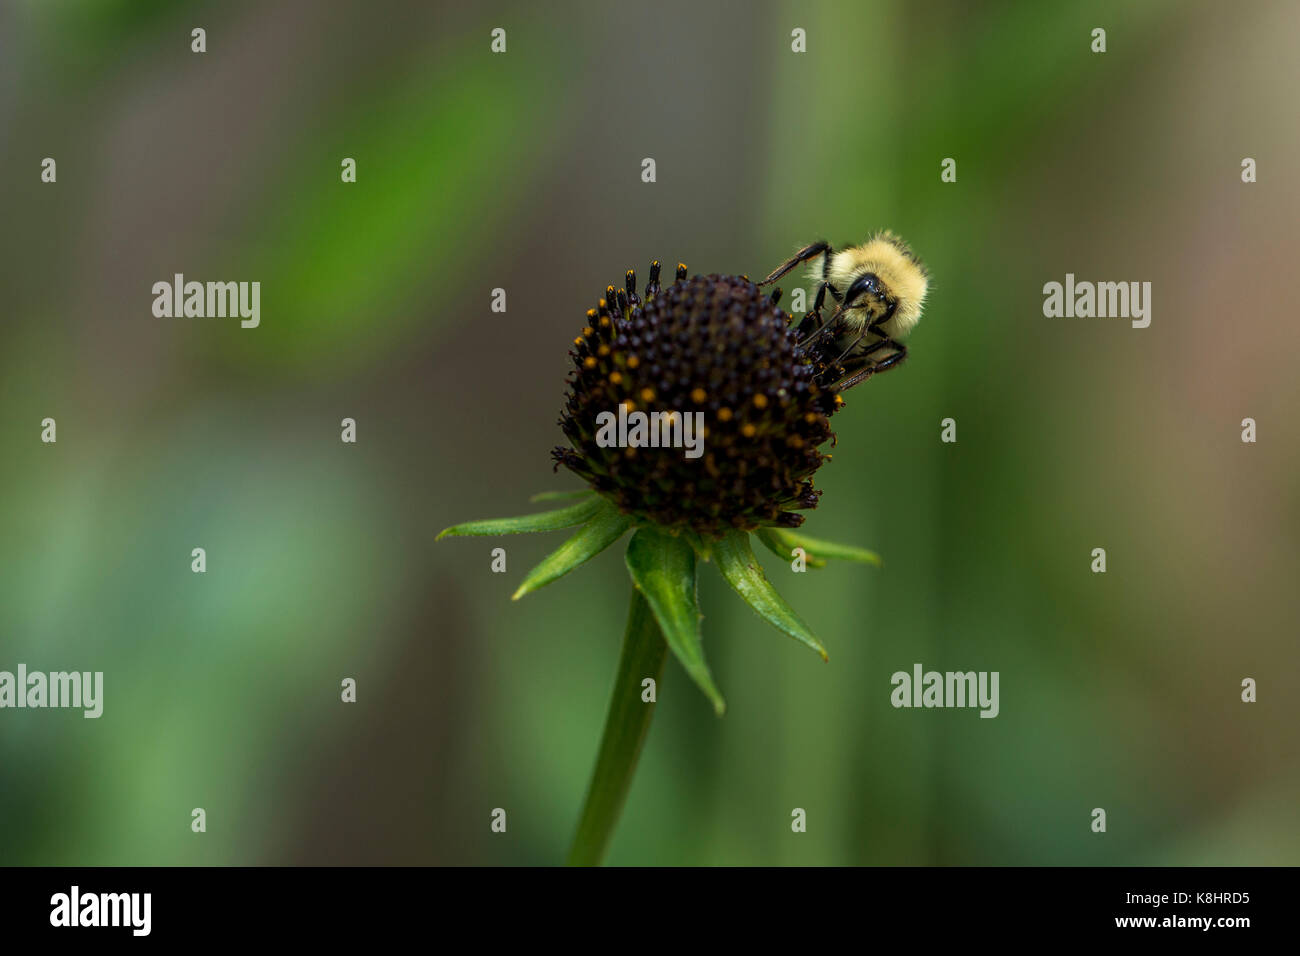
[553,268,843,536]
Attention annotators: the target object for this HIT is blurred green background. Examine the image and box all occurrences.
[1,0,1296,865]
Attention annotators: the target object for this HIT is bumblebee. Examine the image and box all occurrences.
[761,231,929,390]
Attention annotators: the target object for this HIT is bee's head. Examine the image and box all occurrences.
[840,271,895,327]
[831,233,929,339]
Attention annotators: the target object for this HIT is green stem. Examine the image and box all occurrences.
[566,587,668,866]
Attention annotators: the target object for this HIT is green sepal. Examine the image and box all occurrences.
[512,503,632,600]
[756,527,825,568]
[758,526,882,568]
[529,489,595,503]
[437,496,602,540]
[712,531,828,661]
[624,527,725,715]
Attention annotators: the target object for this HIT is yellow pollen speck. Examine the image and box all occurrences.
[620,400,636,413]
[586,309,598,319]
[583,357,597,369]
[582,326,595,337]
[741,423,757,438]
[599,316,611,327]
[717,407,733,422]
[609,371,623,384]
[804,412,818,423]
[787,436,804,449]
[834,395,845,406]
[691,388,707,403]
[626,356,640,369]
[598,345,611,357]
[640,387,655,402]
[752,394,768,409]
[598,299,607,309]
[573,337,583,346]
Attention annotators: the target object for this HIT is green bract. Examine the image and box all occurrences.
[438,489,878,713]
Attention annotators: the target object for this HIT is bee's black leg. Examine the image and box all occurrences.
[812,281,829,314]
[830,330,872,367]
[878,346,907,371]
[760,240,833,285]
[796,317,843,349]
[796,280,842,335]
[768,287,783,306]
[808,279,838,318]
[832,308,907,367]
[861,335,907,366]
[831,340,908,390]
[830,365,879,392]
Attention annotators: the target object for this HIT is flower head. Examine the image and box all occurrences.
[553,264,842,536]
